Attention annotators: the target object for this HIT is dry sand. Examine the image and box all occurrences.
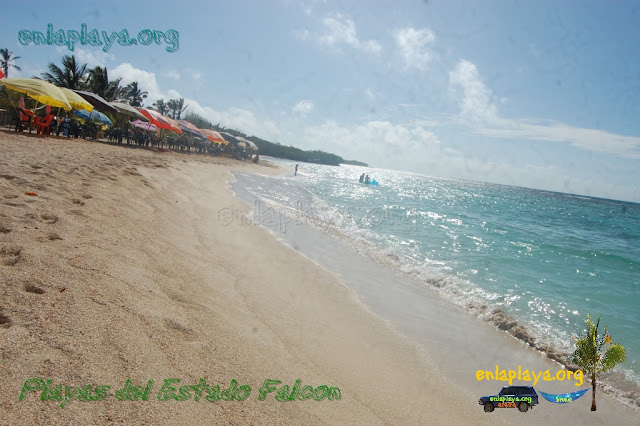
[0,132,491,425]
[0,131,637,425]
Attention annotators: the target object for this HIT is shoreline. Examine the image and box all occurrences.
[1,132,637,424]
[0,133,488,424]
[230,166,640,422]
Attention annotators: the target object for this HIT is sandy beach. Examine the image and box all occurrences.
[1,132,637,425]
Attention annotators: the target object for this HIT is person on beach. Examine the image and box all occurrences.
[295,164,298,176]
[359,173,365,183]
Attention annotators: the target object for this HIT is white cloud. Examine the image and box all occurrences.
[448,59,640,160]
[409,118,441,127]
[364,88,376,100]
[303,120,440,164]
[294,28,311,40]
[316,13,381,55]
[110,63,166,103]
[75,48,114,68]
[361,40,382,55]
[166,70,180,80]
[293,99,314,114]
[449,59,498,121]
[393,27,436,71]
[108,63,281,139]
[184,97,282,141]
[477,119,640,159]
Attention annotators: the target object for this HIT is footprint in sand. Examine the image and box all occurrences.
[40,214,58,224]
[0,225,11,234]
[0,246,22,266]
[24,282,46,294]
[164,318,195,338]
[37,232,63,242]
[0,310,11,328]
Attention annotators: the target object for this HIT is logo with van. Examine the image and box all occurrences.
[478,385,591,413]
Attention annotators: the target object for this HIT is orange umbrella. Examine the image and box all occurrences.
[199,128,227,144]
[164,115,183,134]
[135,107,182,134]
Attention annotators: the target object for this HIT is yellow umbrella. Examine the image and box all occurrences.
[59,87,93,112]
[0,78,72,110]
[199,128,228,144]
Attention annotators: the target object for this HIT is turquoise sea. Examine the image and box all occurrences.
[232,158,640,406]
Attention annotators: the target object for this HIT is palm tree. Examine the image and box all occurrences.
[41,55,88,90]
[124,82,147,107]
[0,48,22,78]
[152,99,169,115]
[166,97,188,119]
[571,314,626,411]
[166,98,177,118]
[87,66,124,101]
[174,97,188,120]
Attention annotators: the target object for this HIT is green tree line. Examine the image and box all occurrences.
[184,111,368,166]
[2,50,368,166]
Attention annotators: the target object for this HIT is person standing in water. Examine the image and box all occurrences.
[295,164,298,176]
[359,173,365,183]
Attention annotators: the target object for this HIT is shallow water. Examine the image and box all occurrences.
[230,158,640,407]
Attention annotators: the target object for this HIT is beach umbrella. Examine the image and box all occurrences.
[110,102,148,121]
[58,87,93,112]
[220,131,242,145]
[0,78,72,110]
[198,128,227,144]
[177,120,202,134]
[73,90,119,113]
[130,119,157,131]
[164,115,183,134]
[236,136,258,152]
[176,120,206,138]
[74,109,112,125]
[136,107,182,134]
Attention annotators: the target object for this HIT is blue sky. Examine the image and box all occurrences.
[3,0,640,202]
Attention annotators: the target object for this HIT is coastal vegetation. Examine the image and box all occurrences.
[571,314,626,411]
[184,111,368,167]
[0,48,22,78]
[1,51,368,166]
[39,55,147,106]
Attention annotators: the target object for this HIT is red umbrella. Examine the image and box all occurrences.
[135,107,182,134]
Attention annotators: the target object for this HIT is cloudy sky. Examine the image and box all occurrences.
[3,1,640,202]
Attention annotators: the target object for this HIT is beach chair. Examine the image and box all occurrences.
[10,108,35,133]
[35,115,55,137]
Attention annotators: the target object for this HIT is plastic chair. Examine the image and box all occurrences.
[11,108,35,132]
[35,115,55,137]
